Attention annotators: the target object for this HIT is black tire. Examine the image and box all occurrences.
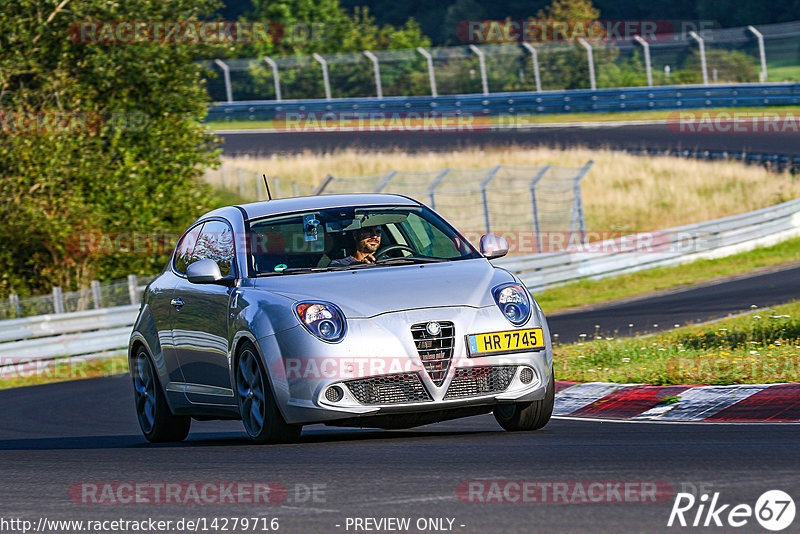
[494,368,554,431]
[235,341,302,444]
[132,347,191,443]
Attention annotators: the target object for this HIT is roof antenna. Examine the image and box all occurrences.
[262,174,272,200]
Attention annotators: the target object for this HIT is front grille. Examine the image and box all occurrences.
[411,321,455,386]
[444,366,518,399]
[344,373,432,405]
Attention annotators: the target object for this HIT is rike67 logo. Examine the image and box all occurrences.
[668,490,795,531]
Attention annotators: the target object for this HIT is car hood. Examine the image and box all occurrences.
[253,258,514,318]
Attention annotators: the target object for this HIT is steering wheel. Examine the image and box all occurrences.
[374,244,416,260]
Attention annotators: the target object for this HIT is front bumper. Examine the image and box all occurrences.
[257,305,553,425]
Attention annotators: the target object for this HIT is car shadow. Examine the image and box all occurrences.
[0,427,506,451]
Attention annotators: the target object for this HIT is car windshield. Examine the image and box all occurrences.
[248,204,481,275]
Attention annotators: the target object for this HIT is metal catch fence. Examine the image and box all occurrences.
[316,163,592,251]
[0,275,156,321]
[203,21,800,103]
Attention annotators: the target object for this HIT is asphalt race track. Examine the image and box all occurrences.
[1,376,798,534]
[216,122,800,156]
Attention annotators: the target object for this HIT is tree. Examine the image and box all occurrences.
[0,0,225,297]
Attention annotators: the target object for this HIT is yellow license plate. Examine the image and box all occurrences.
[467,328,545,355]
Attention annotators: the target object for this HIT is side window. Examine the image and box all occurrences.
[193,220,235,277]
[173,223,204,275]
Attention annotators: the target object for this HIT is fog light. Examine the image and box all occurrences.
[519,367,534,384]
[325,385,344,402]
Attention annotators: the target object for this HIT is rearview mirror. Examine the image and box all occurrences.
[480,234,509,259]
[187,258,229,284]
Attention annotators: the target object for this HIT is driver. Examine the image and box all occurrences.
[329,226,382,266]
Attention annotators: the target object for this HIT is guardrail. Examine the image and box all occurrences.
[2,196,799,373]
[494,197,800,292]
[207,82,800,122]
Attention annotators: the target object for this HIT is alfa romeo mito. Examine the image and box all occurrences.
[129,194,554,443]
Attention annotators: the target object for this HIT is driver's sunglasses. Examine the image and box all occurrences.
[358,228,382,237]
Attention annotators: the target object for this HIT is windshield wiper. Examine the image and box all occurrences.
[373,256,448,265]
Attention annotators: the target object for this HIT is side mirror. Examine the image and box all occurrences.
[187,258,228,284]
[480,234,509,259]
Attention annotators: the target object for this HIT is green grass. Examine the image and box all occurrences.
[537,236,800,314]
[204,105,800,131]
[768,65,800,82]
[0,355,129,390]
[555,301,800,385]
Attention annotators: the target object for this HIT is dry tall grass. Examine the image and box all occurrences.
[222,147,800,232]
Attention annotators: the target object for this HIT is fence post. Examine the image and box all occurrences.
[428,168,449,209]
[262,56,282,101]
[293,182,299,197]
[314,174,334,195]
[569,161,594,248]
[363,50,383,99]
[213,59,233,103]
[375,170,397,192]
[480,165,502,234]
[416,47,438,98]
[747,26,768,82]
[577,38,596,90]
[468,44,489,95]
[688,31,709,85]
[237,168,244,198]
[90,280,102,309]
[633,35,653,87]
[521,42,542,92]
[9,294,21,317]
[273,177,281,199]
[312,53,332,100]
[127,274,138,305]
[528,165,551,253]
[53,286,64,314]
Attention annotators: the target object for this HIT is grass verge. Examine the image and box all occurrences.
[554,301,800,385]
[0,355,129,391]
[537,235,800,314]
[205,105,800,131]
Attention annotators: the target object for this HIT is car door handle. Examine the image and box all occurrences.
[170,297,184,310]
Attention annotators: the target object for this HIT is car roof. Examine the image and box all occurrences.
[232,193,421,221]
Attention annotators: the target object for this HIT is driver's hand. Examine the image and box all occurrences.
[363,253,376,263]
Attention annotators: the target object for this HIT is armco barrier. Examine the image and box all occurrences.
[495,197,800,292]
[2,197,799,369]
[207,83,800,122]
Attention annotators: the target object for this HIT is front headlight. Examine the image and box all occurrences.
[294,301,347,342]
[492,283,531,326]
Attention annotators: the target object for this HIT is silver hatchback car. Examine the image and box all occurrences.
[129,194,554,443]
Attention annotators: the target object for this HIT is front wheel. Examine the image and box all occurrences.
[235,341,302,444]
[494,368,554,431]
[132,347,191,442]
